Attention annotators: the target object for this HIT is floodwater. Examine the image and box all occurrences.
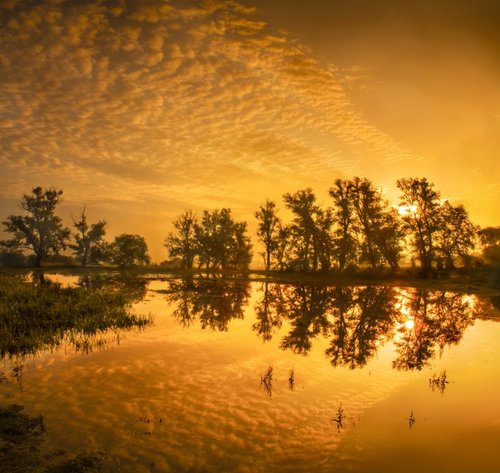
[1,274,500,472]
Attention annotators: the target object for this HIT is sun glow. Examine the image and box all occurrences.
[398,205,417,216]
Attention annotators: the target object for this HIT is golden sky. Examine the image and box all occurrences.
[1,0,498,262]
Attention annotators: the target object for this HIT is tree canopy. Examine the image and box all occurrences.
[1,187,70,267]
[108,234,150,268]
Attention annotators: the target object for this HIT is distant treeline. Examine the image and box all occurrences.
[1,179,499,276]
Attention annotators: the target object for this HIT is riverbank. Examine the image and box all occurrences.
[1,264,499,297]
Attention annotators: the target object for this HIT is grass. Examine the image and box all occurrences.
[260,364,273,398]
[0,404,111,473]
[0,275,152,359]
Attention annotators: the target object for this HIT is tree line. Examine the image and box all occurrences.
[1,179,499,274]
[166,177,496,276]
[0,187,149,268]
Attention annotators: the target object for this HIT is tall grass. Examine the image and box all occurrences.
[0,275,152,358]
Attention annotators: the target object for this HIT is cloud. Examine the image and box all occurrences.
[1,285,412,472]
[0,0,423,259]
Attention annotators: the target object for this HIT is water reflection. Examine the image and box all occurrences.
[0,275,152,364]
[392,291,474,370]
[165,277,250,331]
[165,280,481,370]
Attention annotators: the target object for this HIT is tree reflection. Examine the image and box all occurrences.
[327,286,397,369]
[165,277,250,331]
[77,273,148,303]
[392,290,475,370]
[252,282,283,341]
[250,282,479,370]
[164,278,481,370]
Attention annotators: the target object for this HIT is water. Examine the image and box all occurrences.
[1,274,499,472]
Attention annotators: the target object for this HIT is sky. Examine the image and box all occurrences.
[1,0,499,262]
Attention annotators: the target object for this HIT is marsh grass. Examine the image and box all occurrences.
[331,404,344,432]
[0,404,111,472]
[429,369,450,395]
[0,275,152,359]
[260,364,273,398]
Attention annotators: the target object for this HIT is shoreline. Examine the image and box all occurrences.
[1,265,499,297]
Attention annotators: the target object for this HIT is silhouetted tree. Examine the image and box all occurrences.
[329,179,357,271]
[478,226,500,264]
[277,284,333,354]
[435,201,478,269]
[70,208,107,267]
[392,290,475,370]
[164,210,198,269]
[1,187,70,267]
[194,208,252,270]
[397,178,442,277]
[166,278,250,331]
[283,189,333,271]
[274,224,293,271]
[349,177,402,270]
[254,199,280,270]
[327,287,397,368]
[107,234,150,268]
[252,282,284,341]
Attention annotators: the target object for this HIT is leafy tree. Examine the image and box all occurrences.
[254,199,280,270]
[194,209,252,270]
[164,210,198,269]
[349,177,402,270]
[1,187,70,267]
[397,178,442,276]
[108,234,150,268]
[274,224,293,271]
[283,188,333,271]
[435,201,478,269]
[478,226,500,264]
[329,179,357,271]
[70,208,107,267]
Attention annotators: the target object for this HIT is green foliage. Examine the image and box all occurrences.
[1,187,70,267]
[0,276,151,358]
[107,234,150,268]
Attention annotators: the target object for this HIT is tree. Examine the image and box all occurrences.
[254,200,280,270]
[283,188,333,271]
[435,201,478,269]
[349,177,402,270]
[329,179,357,271]
[478,226,500,264]
[194,209,252,271]
[164,210,198,269]
[274,224,293,271]
[108,234,150,268]
[70,208,107,267]
[397,178,442,276]
[1,187,70,267]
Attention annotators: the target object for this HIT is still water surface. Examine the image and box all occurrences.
[1,274,499,472]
